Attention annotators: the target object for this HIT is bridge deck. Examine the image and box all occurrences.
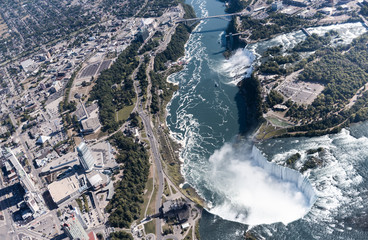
[176,11,247,22]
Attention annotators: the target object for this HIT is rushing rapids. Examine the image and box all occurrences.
[166,0,368,239]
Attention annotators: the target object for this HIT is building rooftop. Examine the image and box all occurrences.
[48,174,81,204]
[86,170,109,189]
[20,59,38,72]
[74,103,99,121]
[36,135,51,144]
[81,117,101,133]
[41,151,79,174]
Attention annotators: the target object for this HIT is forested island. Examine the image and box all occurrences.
[225,0,368,140]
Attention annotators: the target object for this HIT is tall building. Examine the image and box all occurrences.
[5,148,36,192]
[74,207,88,229]
[272,1,283,11]
[63,216,89,240]
[77,142,95,172]
[24,192,40,214]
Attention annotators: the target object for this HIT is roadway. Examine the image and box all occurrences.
[129,16,183,239]
[176,11,246,22]
[131,57,164,240]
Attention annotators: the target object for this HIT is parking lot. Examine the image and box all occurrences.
[80,62,100,78]
[79,59,111,79]
[97,60,111,74]
[277,79,324,105]
[28,215,59,238]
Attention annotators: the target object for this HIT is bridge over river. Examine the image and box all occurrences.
[176,11,249,24]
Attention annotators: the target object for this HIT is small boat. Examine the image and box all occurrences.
[215,83,219,87]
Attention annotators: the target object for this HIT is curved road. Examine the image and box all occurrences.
[138,109,164,240]
[132,57,164,240]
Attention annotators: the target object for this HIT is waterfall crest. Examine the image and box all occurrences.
[251,146,317,207]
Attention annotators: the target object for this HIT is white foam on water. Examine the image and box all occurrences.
[166,1,368,236]
[218,48,255,85]
[219,22,367,86]
[252,128,366,239]
[207,143,315,225]
[306,22,367,45]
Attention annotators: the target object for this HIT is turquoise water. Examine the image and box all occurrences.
[166,0,368,239]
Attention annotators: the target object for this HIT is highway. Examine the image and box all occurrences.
[138,109,164,240]
[129,16,182,239]
[132,58,164,240]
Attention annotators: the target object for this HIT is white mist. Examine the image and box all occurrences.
[207,143,316,225]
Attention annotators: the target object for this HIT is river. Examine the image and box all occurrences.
[166,0,368,239]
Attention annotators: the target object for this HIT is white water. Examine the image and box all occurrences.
[219,49,254,85]
[220,22,367,86]
[167,1,368,236]
[207,143,316,225]
[252,128,366,239]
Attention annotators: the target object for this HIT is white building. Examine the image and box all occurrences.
[48,174,87,205]
[24,192,40,214]
[77,142,95,172]
[5,148,36,192]
[62,216,89,240]
[50,81,62,93]
[20,59,38,73]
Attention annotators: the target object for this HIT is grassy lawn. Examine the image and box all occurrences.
[195,222,201,240]
[255,122,277,141]
[170,185,177,194]
[185,227,193,240]
[144,220,156,235]
[116,99,136,122]
[141,131,147,138]
[164,178,170,196]
[263,128,287,139]
[138,176,154,221]
[147,168,159,216]
[266,116,292,128]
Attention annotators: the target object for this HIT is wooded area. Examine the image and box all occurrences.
[154,3,196,71]
[90,41,141,132]
[106,132,149,229]
[240,13,308,40]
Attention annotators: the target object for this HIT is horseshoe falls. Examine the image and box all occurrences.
[207,143,316,226]
[166,0,368,239]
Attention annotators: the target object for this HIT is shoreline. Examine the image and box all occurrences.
[233,22,368,141]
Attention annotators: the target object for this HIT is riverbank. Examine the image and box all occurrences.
[231,21,368,141]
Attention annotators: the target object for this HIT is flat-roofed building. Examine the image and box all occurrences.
[24,192,40,214]
[48,174,87,205]
[41,151,79,175]
[81,117,101,134]
[86,171,109,190]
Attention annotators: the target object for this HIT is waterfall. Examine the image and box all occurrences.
[251,146,317,207]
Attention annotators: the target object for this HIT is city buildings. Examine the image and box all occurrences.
[5,148,36,192]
